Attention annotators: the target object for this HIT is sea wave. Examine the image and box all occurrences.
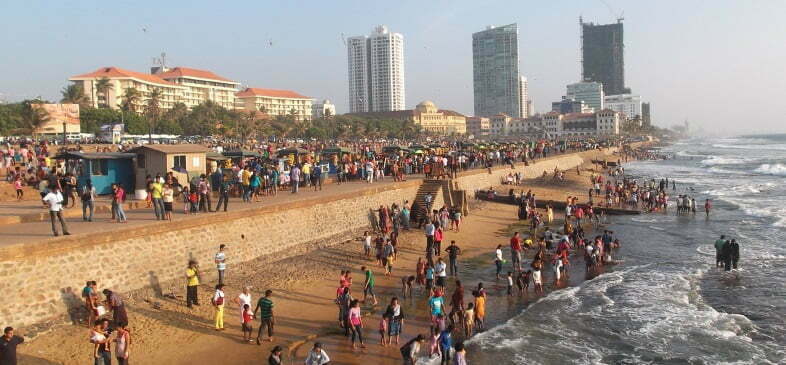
[468,265,770,364]
[700,156,752,166]
[712,143,786,151]
[754,163,786,176]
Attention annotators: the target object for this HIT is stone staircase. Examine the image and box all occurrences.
[411,179,469,223]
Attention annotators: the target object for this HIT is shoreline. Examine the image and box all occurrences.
[17,154,635,365]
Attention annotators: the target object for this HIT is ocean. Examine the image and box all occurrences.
[465,135,786,364]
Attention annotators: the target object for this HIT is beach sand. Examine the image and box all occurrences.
[18,159,613,365]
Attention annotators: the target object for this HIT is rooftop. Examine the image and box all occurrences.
[70,67,178,87]
[155,67,238,84]
[235,87,310,99]
[131,144,210,154]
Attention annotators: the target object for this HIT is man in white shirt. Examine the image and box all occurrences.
[215,244,227,285]
[42,186,70,236]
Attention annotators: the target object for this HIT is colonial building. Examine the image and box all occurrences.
[153,67,240,110]
[344,100,465,136]
[466,116,490,137]
[69,66,239,111]
[235,88,313,121]
[70,67,186,111]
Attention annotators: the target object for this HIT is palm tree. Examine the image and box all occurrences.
[20,101,50,136]
[95,77,113,108]
[121,88,141,113]
[236,110,258,142]
[60,84,90,108]
[145,88,163,142]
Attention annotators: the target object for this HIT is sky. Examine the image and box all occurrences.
[1,0,785,135]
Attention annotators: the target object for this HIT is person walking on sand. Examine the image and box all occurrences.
[445,240,462,276]
[362,266,378,305]
[42,185,70,236]
[215,244,227,285]
[254,290,275,344]
[234,286,253,329]
[186,261,200,308]
[241,304,254,343]
[212,284,226,331]
[347,299,366,348]
[305,342,330,365]
[435,258,448,290]
[385,297,405,345]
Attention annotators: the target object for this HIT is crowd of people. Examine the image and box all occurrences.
[0,137,644,364]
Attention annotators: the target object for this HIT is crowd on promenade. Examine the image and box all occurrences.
[0,137,627,237]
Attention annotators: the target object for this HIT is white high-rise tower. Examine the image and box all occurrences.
[347,25,405,113]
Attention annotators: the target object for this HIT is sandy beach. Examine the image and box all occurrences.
[18,159,617,365]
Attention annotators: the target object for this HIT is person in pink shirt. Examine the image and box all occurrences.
[13,177,23,201]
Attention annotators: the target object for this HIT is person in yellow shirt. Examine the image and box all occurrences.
[186,261,200,308]
[302,163,312,187]
[151,178,165,220]
[241,167,252,202]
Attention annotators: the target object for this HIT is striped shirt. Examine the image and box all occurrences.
[257,297,274,319]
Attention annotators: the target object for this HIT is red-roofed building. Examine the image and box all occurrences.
[69,66,186,111]
[235,87,313,121]
[153,67,240,110]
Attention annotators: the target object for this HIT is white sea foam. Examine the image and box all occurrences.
[754,163,786,176]
[701,156,751,166]
[713,143,786,151]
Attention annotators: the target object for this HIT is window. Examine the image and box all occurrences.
[90,159,108,176]
[173,155,186,169]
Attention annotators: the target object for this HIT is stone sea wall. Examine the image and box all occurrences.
[0,147,619,328]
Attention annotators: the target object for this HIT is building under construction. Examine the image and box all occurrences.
[581,18,628,96]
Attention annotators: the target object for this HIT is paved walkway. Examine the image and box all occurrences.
[0,176,425,247]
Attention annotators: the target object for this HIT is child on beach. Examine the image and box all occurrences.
[506,272,514,296]
[429,327,441,358]
[522,270,532,293]
[515,270,526,294]
[463,303,475,337]
[242,304,254,343]
[379,313,389,346]
[532,268,543,293]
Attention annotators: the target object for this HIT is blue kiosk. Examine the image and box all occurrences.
[59,151,136,194]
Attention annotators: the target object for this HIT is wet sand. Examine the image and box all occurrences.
[18,160,614,365]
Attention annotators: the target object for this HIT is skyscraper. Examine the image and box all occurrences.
[347,25,405,113]
[472,24,522,118]
[519,76,529,118]
[581,18,627,96]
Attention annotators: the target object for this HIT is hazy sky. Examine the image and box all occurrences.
[1,0,784,134]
